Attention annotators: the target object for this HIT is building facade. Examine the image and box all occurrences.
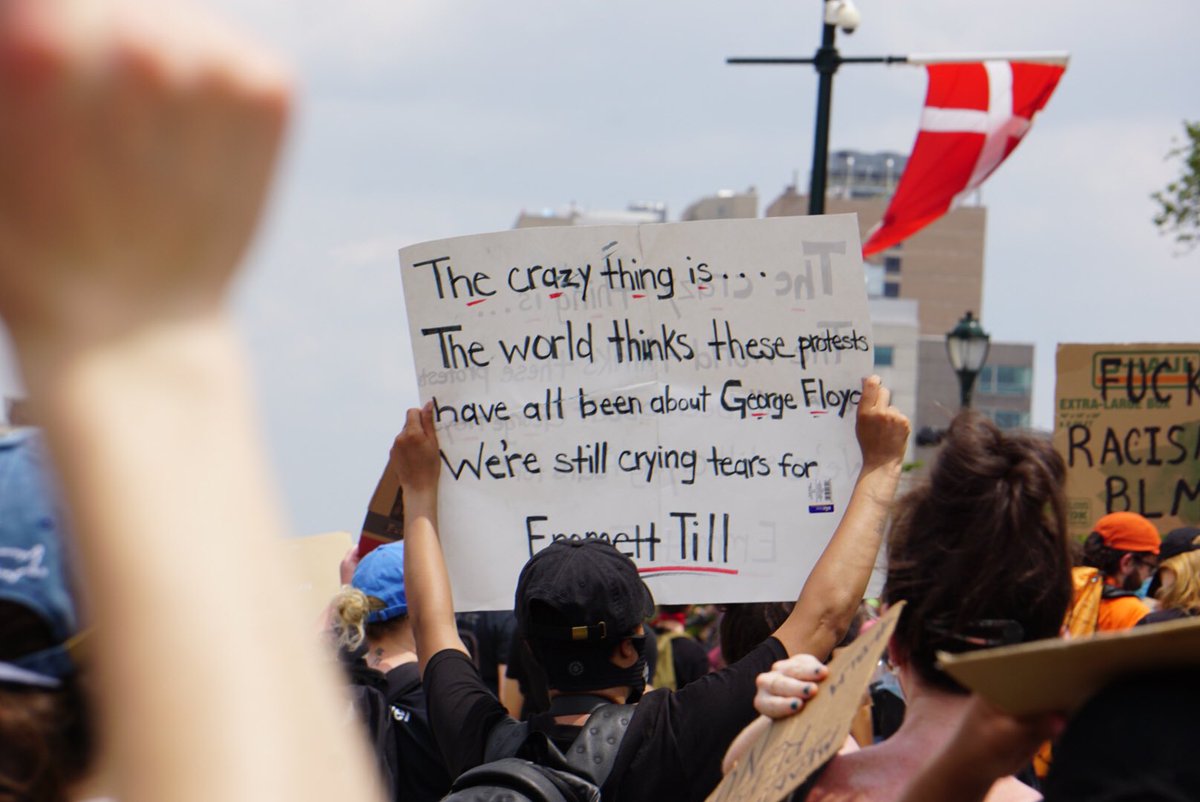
[763,153,1034,452]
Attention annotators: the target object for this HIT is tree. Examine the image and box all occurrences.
[1152,120,1200,253]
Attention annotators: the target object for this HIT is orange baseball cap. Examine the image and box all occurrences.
[1092,512,1161,554]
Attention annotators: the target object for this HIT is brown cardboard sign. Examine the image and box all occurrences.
[284,531,353,622]
[707,602,903,802]
[1054,343,1200,540]
[359,455,404,558]
[939,614,1200,717]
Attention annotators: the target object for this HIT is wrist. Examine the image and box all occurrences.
[17,310,234,402]
[402,487,438,514]
[858,458,904,484]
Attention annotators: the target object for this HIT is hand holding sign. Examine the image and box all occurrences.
[856,376,910,474]
[393,403,442,502]
[753,654,830,719]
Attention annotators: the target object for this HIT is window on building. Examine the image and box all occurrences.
[874,346,895,367]
[883,281,900,298]
[884,256,902,274]
[995,366,1032,396]
[992,410,1030,430]
[976,366,994,393]
[864,263,884,297]
[975,365,1032,397]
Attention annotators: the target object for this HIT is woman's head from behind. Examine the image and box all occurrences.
[883,412,1071,693]
[1156,548,1200,615]
[332,541,410,652]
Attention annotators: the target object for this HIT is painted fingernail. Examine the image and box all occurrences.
[790,699,800,711]
[803,683,816,696]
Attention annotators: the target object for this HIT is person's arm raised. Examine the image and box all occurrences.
[771,375,909,659]
[0,4,381,802]
[391,404,471,673]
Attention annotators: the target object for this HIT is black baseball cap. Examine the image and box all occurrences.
[1159,527,1200,563]
[515,539,654,643]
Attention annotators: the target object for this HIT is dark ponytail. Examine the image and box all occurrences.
[883,412,1072,692]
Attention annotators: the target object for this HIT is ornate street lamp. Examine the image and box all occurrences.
[945,311,990,408]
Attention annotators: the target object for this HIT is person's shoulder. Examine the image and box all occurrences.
[982,775,1041,802]
[422,647,491,698]
[1108,594,1150,615]
[1138,607,1191,626]
[1099,593,1150,631]
[385,661,423,702]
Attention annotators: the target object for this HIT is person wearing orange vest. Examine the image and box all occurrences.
[1079,512,1161,632]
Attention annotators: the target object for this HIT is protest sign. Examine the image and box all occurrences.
[359,455,404,558]
[1054,343,1200,540]
[399,215,873,609]
[706,602,903,802]
[939,614,1200,716]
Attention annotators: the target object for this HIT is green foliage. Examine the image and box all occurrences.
[1152,120,1200,253]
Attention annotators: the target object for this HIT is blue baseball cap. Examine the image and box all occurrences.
[0,428,79,687]
[352,540,408,623]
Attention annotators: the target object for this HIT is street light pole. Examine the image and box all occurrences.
[727,1,906,216]
[809,18,839,215]
[945,310,991,409]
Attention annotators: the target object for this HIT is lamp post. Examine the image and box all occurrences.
[728,1,910,216]
[945,311,991,409]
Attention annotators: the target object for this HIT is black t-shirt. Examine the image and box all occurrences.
[424,637,787,802]
[456,610,518,696]
[385,662,454,802]
[667,633,711,690]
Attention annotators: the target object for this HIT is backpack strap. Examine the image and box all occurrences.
[483,694,612,764]
[483,716,533,763]
[563,704,635,788]
[482,697,634,790]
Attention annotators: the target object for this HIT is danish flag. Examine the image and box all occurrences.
[862,58,1067,257]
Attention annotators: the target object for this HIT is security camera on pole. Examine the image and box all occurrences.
[728,3,1068,238]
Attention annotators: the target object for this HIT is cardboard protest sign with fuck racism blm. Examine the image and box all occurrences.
[1054,344,1200,540]
[398,215,874,609]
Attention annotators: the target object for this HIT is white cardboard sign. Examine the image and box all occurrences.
[399,215,873,610]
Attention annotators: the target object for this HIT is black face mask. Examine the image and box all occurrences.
[533,635,649,703]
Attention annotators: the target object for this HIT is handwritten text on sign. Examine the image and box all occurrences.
[707,602,904,802]
[399,216,873,609]
[1054,343,1200,539]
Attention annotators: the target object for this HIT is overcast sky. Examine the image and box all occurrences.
[2,1,1197,536]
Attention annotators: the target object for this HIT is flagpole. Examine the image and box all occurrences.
[727,0,1068,216]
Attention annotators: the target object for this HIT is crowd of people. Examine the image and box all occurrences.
[1,2,1198,802]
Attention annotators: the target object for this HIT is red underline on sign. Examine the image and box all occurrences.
[549,292,563,299]
[466,299,487,307]
[698,285,709,290]
[810,410,828,416]
[632,294,646,299]
[638,566,740,576]
[752,413,767,418]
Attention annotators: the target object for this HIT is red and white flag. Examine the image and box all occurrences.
[862,58,1067,257]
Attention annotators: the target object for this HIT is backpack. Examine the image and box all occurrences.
[443,696,634,802]
[347,684,399,801]
[651,629,689,691]
[1062,566,1104,638]
[1062,565,1141,638]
